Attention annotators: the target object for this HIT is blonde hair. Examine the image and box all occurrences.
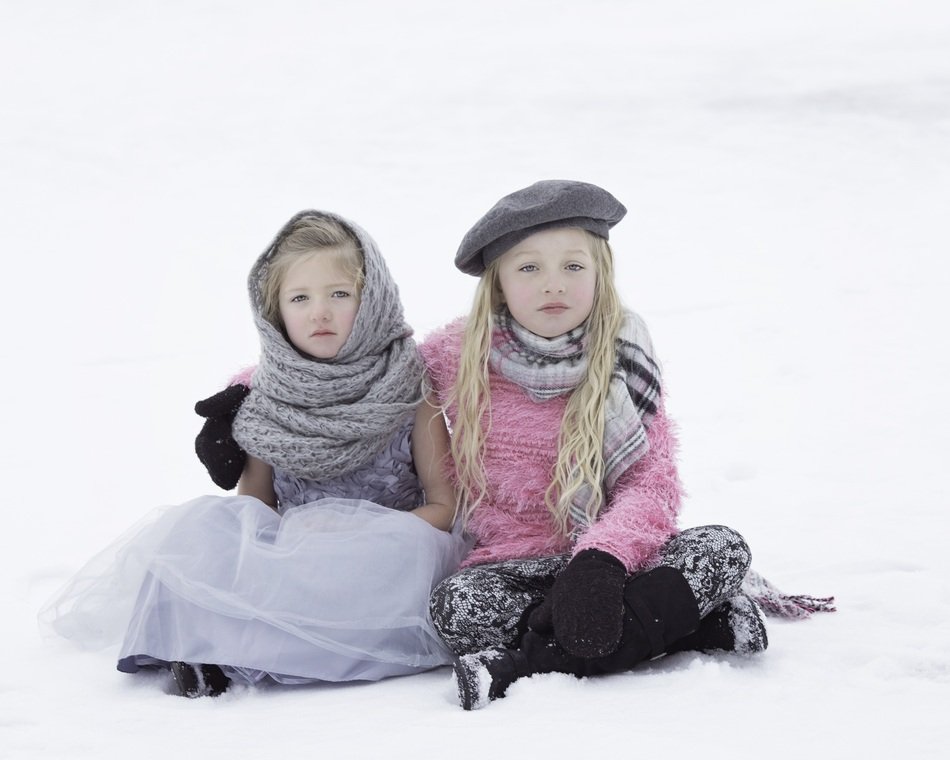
[449,231,624,535]
[260,217,365,329]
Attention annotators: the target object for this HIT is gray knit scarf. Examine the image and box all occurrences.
[232,211,423,481]
[489,308,662,528]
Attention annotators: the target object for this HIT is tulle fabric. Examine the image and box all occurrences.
[40,495,470,683]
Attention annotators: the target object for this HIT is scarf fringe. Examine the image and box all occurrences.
[742,569,836,620]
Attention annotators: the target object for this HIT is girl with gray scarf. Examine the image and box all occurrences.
[40,211,468,697]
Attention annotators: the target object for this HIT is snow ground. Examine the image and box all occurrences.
[1,1,948,758]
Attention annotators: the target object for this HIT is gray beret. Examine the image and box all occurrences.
[454,179,627,276]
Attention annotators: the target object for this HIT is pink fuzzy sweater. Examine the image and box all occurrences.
[419,318,683,572]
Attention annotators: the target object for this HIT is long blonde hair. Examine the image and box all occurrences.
[449,232,624,535]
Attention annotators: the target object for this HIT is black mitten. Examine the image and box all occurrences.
[546,549,628,658]
[194,384,251,490]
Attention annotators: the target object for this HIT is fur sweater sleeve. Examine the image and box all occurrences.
[572,399,683,572]
[229,365,256,387]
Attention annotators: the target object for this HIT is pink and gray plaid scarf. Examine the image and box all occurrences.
[489,308,662,529]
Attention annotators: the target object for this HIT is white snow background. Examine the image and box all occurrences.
[2,1,948,758]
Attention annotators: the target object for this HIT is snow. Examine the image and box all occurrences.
[2,0,949,757]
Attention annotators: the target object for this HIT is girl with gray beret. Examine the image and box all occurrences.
[41,211,468,697]
[419,180,833,709]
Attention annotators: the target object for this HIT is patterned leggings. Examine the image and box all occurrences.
[429,525,763,656]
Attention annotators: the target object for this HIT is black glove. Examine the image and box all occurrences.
[194,384,251,490]
[529,549,628,658]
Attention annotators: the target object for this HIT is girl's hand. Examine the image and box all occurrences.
[409,502,455,531]
[195,384,251,489]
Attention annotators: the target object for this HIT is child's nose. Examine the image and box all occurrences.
[543,276,565,293]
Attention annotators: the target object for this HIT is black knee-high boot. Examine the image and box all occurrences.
[586,566,701,674]
[452,630,582,710]
[666,593,769,656]
[453,566,700,709]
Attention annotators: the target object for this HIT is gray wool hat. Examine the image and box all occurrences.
[454,179,627,276]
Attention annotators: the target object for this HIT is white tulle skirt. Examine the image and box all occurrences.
[40,495,470,684]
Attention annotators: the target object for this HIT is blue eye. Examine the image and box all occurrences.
[566,263,585,271]
[518,264,538,273]
[331,290,351,298]
[290,294,308,303]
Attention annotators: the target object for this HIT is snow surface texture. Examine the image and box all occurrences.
[2,1,948,758]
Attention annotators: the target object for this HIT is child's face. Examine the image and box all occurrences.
[278,248,362,359]
[496,227,597,338]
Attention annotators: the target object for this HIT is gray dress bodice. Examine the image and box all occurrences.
[272,419,423,513]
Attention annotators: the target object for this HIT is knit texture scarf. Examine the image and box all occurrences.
[232,211,423,481]
[489,308,662,528]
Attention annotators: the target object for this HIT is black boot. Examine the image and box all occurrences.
[453,566,702,709]
[585,565,701,675]
[453,648,524,710]
[453,630,585,710]
[667,593,768,655]
[171,662,231,698]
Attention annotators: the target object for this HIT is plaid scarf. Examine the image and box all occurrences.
[489,308,662,528]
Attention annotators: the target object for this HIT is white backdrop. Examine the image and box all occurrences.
[2,2,948,758]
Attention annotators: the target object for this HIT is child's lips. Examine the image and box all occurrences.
[310,330,335,337]
[539,303,568,313]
